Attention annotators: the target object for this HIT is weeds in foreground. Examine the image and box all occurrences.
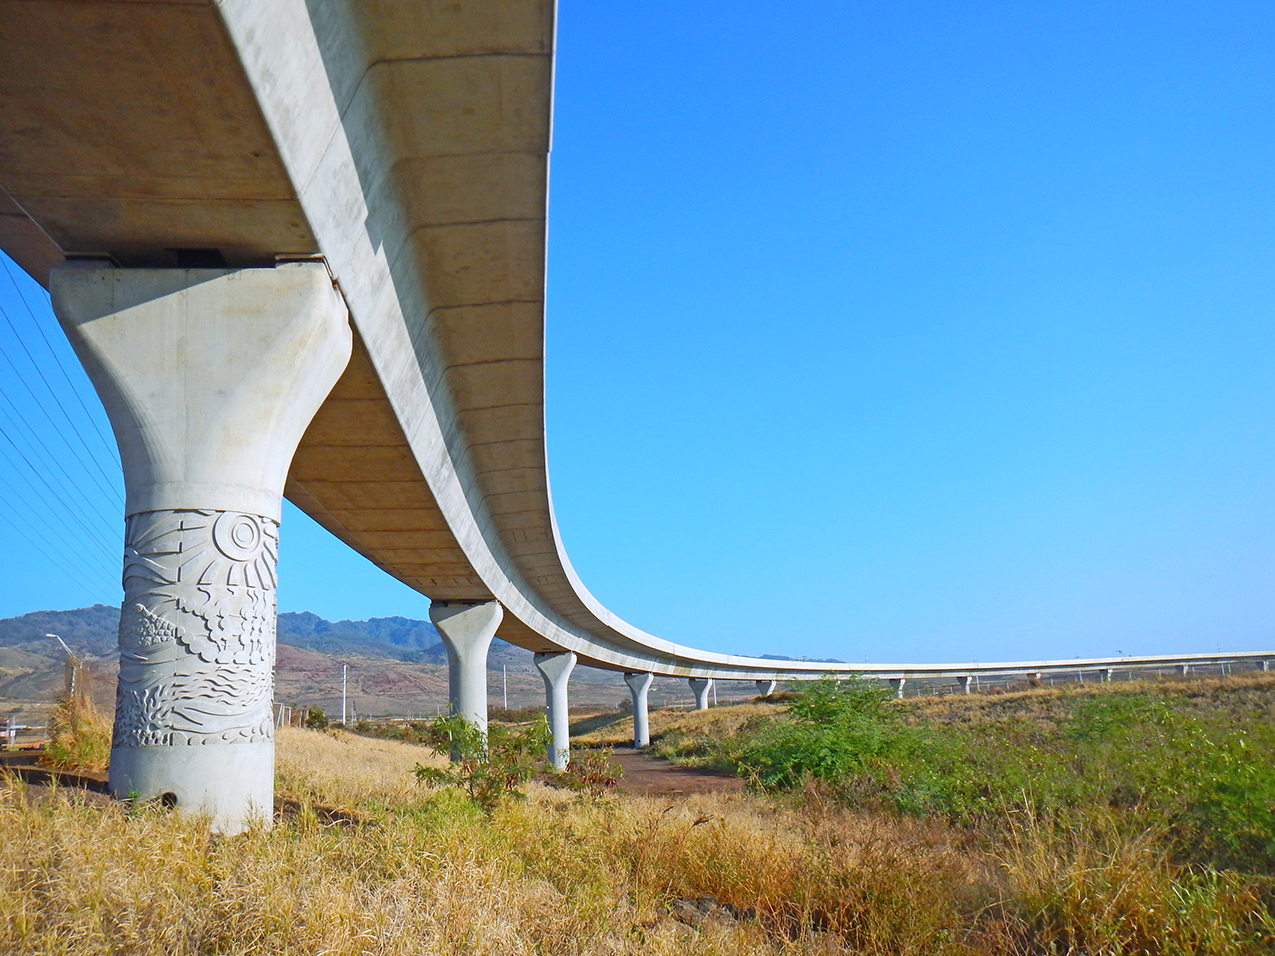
[2,726,1272,955]
[40,689,110,774]
[413,715,622,813]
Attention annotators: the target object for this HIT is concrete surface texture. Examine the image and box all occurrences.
[533,651,576,770]
[430,601,503,736]
[624,672,654,748]
[1,2,1269,685]
[49,263,351,833]
[689,678,713,712]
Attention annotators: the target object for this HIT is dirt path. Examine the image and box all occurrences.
[609,748,745,797]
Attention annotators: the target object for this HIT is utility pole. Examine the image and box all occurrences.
[341,663,348,726]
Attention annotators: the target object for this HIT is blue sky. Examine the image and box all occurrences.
[1,0,1273,664]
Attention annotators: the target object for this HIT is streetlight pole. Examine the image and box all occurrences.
[341,663,348,726]
[46,634,78,701]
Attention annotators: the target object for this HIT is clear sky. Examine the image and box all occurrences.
[1,0,1273,665]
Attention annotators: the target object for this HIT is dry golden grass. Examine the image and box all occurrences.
[0,719,1269,955]
[572,701,784,747]
[275,725,447,810]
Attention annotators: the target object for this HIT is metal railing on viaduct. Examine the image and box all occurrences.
[0,1,1268,830]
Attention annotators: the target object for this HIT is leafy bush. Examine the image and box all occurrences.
[727,679,1275,877]
[413,716,622,813]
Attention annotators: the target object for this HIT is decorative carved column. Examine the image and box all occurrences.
[52,263,351,832]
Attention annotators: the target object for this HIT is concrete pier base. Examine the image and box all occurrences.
[430,601,503,742]
[534,651,575,770]
[625,672,653,748]
[689,677,712,710]
[755,679,777,697]
[957,675,972,694]
[52,263,352,834]
[888,678,905,699]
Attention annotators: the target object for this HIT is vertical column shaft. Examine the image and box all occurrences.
[430,601,502,740]
[51,264,352,834]
[957,675,972,694]
[534,652,575,770]
[689,677,712,710]
[888,677,905,699]
[625,672,653,748]
[755,679,777,697]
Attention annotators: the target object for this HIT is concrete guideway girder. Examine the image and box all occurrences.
[50,263,352,833]
[2,1,1271,692]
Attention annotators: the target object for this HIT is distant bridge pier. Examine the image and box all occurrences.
[625,672,653,748]
[1101,668,1114,682]
[534,652,575,770]
[755,679,777,697]
[888,677,906,699]
[430,601,503,744]
[957,675,972,694]
[689,677,713,710]
[51,263,351,834]
[1263,660,1270,673]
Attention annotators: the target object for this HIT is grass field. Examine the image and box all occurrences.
[1,675,1272,954]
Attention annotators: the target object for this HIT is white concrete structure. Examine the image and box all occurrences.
[689,678,713,711]
[430,601,503,739]
[888,678,906,699]
[625,672,654,748]
[50,263,350,832]
[2,1,1271,820]
[534,651,575,771]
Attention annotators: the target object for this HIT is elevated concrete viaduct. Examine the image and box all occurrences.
[1,0,1269,827]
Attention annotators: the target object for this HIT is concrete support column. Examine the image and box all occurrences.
[755,679,777,697]
[625,672,653,748]
[534,652,575,770]
[51,264,351,834]
[1178,663,1190,676]
[430,601,503,739]
[1102,668,1114,683]
[957,675,972,694]
[689,677,712,710]
[888,678,905,699]
[1262,660,1270,673]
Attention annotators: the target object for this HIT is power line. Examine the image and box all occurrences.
[0,420,121,560]
[0,465,119,587]
[0,257,122,471]
[0,505,106,601]
[0,384,120,542]
[0,297,124,506]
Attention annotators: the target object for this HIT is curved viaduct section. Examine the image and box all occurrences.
[1,0,1267,686]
